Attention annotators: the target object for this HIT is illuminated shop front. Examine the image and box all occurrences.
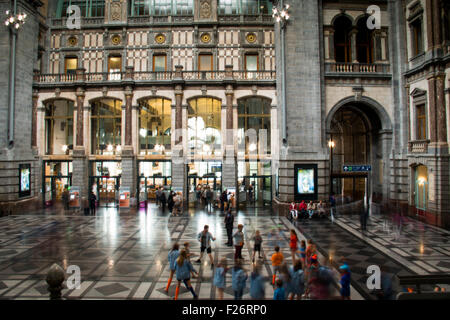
[89,160,122,207]
[138,160,172,204]
[237,160,272,208]
[187,161,222,206]
[43,160,73,207]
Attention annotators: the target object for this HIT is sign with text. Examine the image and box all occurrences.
[343,165,372,172]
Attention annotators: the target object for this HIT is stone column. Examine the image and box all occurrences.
[436,72,447,147]
[222,85,236,192]
[428,75,437,144]
[125,87,133,146]
[350,28,358,63]
[31,90,38,149]
[426,0,434,49]
[121,87,136,206]
[432,0,442,49]
[172,85,187,203]
[75,88,85,147]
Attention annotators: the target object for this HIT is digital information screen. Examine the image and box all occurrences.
[294,164,318,201]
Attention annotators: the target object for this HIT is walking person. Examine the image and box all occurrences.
[289,229,299,264]
[174,249,198,300]
[279,264,293,300]
[160,188,167,211]
[62,186,69,211]
[289,259,305,300]
[339,264,351,300]
[165,243,180,292]
[231,259,248,300]
[249,262,265,300]
[305,239,316,268]
[271,246,284,285]
[167,191,175,213]
[252,230,263,262]
[224,210,234,246]
[360,205,369,231]
[233,224,245,261]
[299,240,307,268]
[89,191,97,215]
[206,187,214,212]
[220,190,228,213]
[196,225,216,268]
[156,186,161,207]
[329,193,336,221]
[273,279,286,300]
[213,258,229,300]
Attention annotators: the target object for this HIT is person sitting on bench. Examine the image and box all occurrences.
[298,200,307,219]
[307,201,316,219]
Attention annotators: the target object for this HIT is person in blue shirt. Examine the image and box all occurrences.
[174,249,198,300]
[232,259,248,300]
[165,243,180,293]
[250,262,265,299]
[213,258,229,300]
[339,264,351,300]
[289,259,305,300]
[273,279,286,300]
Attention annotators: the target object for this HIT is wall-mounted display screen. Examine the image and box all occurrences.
[19,164,31,197]
[294,164,318,201]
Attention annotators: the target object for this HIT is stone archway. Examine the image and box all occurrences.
[326,96,393,209]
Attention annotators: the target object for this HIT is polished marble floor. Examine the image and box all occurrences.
[0,204,448,300]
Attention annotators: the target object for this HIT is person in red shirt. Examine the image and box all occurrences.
[289,229,299,264]
[297,200,307,218]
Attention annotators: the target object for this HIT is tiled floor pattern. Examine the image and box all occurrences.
[1,207,449,300]
[0,212,344,300]
[333,214,450,276]
[289,213,450,299]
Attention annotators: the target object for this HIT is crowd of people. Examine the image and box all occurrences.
[164,221,353,300]
[289,200,330,220]
[155,187,183,216]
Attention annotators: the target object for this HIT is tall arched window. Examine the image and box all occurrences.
[139,98,172,155]
[334,15,352,63]
[188,98,222,156]
[45,100,74,155]
[356,16,374,63]
[56,0,105,18]
[91,99,122,155]
[237,97,271,156]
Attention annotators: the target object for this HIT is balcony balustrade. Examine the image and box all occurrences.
[408,140,430,154]
[34,68,276,85]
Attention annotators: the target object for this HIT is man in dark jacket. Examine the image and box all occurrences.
[220,190,228,212]
[224,211,234,246]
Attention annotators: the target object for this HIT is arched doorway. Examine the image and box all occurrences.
[327,98,392,214]
[43,98,74,208]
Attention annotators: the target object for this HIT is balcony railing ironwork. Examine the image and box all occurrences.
[34,70,276,84]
